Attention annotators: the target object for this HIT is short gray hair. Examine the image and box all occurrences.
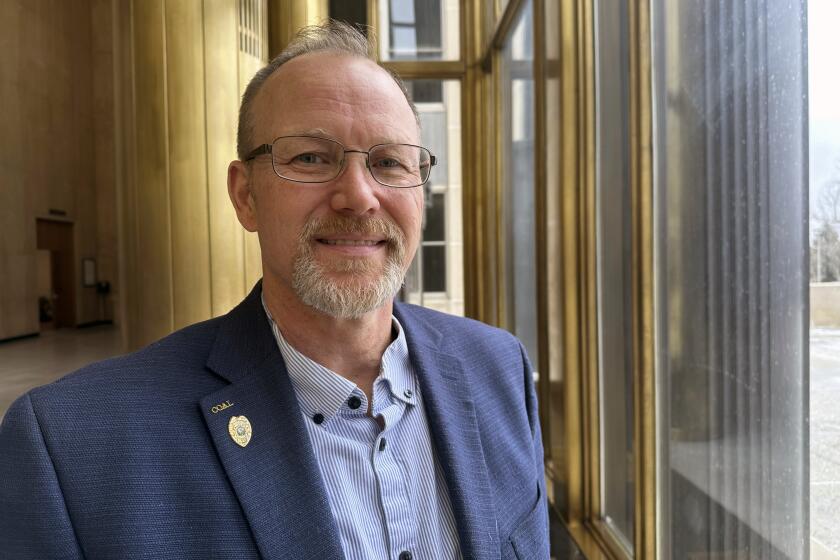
[236,20,420,160]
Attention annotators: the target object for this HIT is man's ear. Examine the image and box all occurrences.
[228,160,258,232]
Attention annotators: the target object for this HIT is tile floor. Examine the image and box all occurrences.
[0,325,124,420]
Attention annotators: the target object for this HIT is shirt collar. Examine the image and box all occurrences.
[261,295,418,421]
[379,318,417,407]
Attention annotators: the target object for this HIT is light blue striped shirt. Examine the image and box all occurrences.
[263,304,461,560]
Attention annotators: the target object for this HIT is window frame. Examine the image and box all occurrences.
[368,0,469,313]
[370,0,659,557]
[480,0,657,559]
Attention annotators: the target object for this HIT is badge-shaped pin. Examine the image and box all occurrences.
[228,415,253,448]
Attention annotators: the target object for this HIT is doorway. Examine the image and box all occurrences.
[36,219,76,329]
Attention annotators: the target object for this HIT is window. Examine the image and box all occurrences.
[401,79,463,316]
[378,0,460,61]
[595,0,634,551]
[238,0,267,60]
[651,1,809,557]
[422,193,447,293]
[500,0,539,365]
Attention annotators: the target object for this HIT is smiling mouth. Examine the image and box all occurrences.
[317,239,387,247]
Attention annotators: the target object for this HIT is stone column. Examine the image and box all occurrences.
[115,0,264,349]
[267,0,328,58]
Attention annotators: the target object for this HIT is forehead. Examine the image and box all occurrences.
[252,52,418,144]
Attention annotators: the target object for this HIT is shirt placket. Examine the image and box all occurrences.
[371,386,417,560]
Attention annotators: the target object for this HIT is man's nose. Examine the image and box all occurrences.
[329,153,381,216]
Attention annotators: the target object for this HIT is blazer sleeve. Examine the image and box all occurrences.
[519,341,546,480]
[510,341,551,560]
[0,393,85,560]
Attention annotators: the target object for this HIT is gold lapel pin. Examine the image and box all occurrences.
[228,415,253,448]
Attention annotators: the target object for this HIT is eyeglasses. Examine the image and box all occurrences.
[245,135,437,188]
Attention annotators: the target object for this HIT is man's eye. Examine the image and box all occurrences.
[293,153,324,164]
[377,158,402,168]
[375,156,414,171]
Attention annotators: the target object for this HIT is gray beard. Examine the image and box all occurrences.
[291,216,407,319]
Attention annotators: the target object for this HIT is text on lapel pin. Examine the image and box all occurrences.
[210,400,234,414]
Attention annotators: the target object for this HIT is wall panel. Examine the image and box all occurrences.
[204,0,246,316]
[73,15,100,325]
[0,0,33,338]
[92,0,119,325]
[119,0,267,348]
[166,0,212,328]
[238,1,268,293]
[132,0,175,344]
[268,0,328,57]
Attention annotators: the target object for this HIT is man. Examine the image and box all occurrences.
[0,21,548,560]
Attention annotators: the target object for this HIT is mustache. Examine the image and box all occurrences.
[299,216,406,247]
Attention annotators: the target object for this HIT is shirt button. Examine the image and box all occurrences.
[403,389,413,399]
[399,552,412,560]
[379,438,387,452]
[312,413,325,425]
[347,396,362,410]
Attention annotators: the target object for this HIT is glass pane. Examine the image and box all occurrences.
[501,1,538,365]
[406,79,443,103]
[808,0,840,557]
[329,0,368,30]
[419,109,448,187]
[595,0,634,550]
[652,1,809,558]
[400,79,463,315]
[425,193,446,242]
[379,0,460,61]
[422,245,446,292]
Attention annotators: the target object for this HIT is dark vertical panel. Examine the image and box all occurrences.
[329,0,367,30]
[656,0,808,557]
[766,0,809,554]
[414,0,442,58]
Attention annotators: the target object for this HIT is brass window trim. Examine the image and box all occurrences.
[462,0,497,322]
[550,0,603,554]
[541,0,656,558]
[379,60,466,79]
[481,0,527,71]
[494,48,507,329]
[532,0,554,535]
[627,0,655,557]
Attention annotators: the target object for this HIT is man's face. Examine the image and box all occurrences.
[230,52,424,318]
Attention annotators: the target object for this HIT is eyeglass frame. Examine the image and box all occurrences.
[244,135,437,189]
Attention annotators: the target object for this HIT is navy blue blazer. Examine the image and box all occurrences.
[0,284,549,560]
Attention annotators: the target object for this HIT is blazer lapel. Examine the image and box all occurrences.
[200,285,344,560]
[395,304,501,560]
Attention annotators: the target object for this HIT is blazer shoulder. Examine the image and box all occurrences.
[395,302,522,355]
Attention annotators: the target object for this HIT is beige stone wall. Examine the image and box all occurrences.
[0,0,118,340]
[812,283,840,329]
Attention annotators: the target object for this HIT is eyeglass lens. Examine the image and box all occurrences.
[271,136,432,187]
